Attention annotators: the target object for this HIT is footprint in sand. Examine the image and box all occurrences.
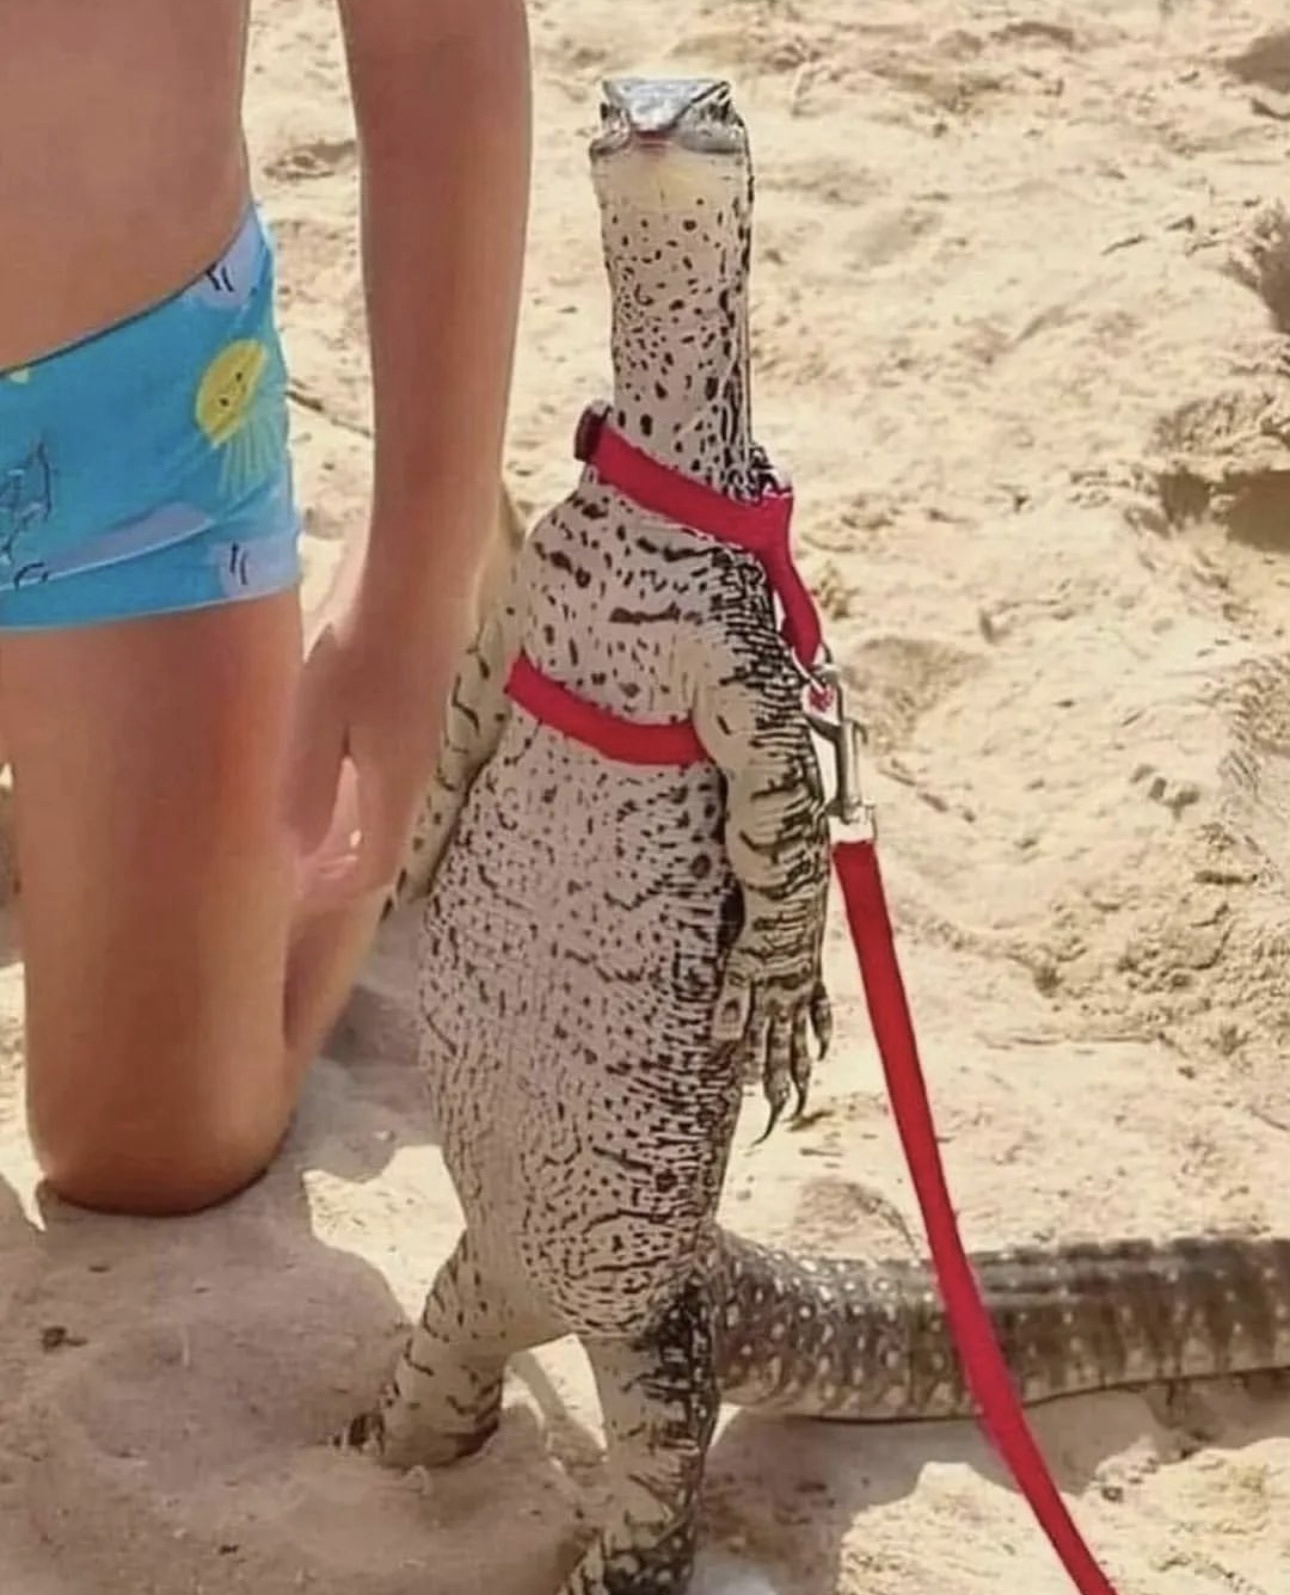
[1143,366,1290,629]
[1225,27,1290,97]
[264,136,356,183]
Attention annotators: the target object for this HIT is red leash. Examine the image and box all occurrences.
[832,838,1117,1595]
[506,407,1120,1595]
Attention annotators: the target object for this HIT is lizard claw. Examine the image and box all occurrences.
[754,1000,794,1142]
[331,1407,385,1456]
[714,940,831,1134]
[789,1007,813,1119]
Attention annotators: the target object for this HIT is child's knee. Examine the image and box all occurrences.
[39,1143,274,1216]
[29,1061,290,1216]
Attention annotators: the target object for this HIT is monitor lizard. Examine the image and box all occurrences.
[336,76,1290,1595]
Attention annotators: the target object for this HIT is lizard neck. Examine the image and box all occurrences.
[607,280,757,499]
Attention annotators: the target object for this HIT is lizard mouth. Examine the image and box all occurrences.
[589,123,743,161]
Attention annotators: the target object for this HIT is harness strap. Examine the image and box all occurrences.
[575,401,824,672]
[506,406,1121,1595]
[833,839,1117,1595]
[506,651,707,766]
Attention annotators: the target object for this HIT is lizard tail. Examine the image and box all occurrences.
[709,1226,1290,1421]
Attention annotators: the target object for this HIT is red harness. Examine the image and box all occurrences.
[506,404,1119,1595]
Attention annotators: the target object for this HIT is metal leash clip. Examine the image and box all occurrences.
[802,654,876,838]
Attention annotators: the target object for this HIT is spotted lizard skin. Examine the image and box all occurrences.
[342,78,1290,1595]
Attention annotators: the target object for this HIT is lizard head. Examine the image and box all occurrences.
[589,76,753,307]
[590,76,748,162]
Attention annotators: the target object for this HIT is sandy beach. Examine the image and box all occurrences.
[6,1,1290,1591]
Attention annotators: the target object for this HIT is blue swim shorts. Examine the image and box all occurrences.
[0,206,301,630]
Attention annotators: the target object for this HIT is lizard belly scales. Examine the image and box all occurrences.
[419,541,745,1335]
[342,76,1290,1595]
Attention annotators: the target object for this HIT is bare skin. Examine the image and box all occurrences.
[0,0,531,1214]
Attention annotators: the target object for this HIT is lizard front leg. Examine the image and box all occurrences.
[689,626,833,1134]
[390,565,528,910]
